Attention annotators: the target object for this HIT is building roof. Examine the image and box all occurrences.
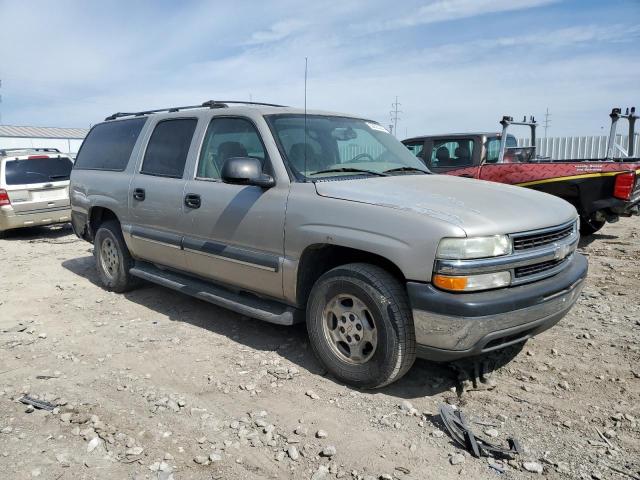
[0,124,89,139]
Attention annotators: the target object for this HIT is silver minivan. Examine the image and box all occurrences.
[0,148,73,235]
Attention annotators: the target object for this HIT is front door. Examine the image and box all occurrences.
[181,116,288,299]
[127,117,198,271]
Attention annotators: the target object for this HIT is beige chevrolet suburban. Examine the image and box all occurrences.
[70,101,588,388]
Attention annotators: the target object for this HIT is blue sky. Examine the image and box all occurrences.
[0,0,638,136]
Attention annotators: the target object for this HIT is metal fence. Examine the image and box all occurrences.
[517,134,640,160]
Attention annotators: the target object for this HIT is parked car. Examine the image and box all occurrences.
[402,108,640,235]
[70,100,587,388]
[0,148,73,236]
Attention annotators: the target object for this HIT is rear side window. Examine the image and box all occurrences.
[141,119,197,178]
[74,118,146,171]
[4,157,73,185]
[429,138,474,169]
[485,135,518,163]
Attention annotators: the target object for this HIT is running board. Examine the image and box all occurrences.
[129,262,301,326]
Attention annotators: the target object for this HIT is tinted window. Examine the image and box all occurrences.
[197,118,267,180]
[141,119,197,178]
[4,157,73,185]
[429,139,474,169]
[74,118,146,171]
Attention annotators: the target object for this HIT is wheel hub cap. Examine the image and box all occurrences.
[100,237,119,280]
[322,294,377,365]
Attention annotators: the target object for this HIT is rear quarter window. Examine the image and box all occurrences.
[74,118,146,171]
[4,157,73,185]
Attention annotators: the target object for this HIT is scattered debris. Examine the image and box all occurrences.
[19,395,57,411]
[439,404,521,458]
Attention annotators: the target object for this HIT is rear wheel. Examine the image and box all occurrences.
[306,263,416,389]
[94,220,139,292]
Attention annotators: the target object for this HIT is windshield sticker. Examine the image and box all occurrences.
[366,122,388,133]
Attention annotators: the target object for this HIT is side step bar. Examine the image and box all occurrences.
[130,262,301,326]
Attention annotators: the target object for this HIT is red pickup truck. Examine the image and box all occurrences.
[403,108,640,234]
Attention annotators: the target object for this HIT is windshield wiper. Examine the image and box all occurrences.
[383,166,429,175]
[310,167,388,177]
[49,174,69,180]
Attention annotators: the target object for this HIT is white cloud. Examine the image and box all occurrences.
[245,19,309,45]
[356,0,558,32]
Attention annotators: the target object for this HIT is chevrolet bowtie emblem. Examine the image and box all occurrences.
[553,243,571,260]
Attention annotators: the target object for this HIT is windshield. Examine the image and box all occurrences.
[266,114,429,179]
[4,157,73,185]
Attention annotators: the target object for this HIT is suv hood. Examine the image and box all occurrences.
[314,174,577,236]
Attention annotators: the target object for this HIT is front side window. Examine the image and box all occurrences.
[4,157,73,185]
[197,117,267,180]
[266,115,429,179]
[141,119,197,178]
[429,139,474,169]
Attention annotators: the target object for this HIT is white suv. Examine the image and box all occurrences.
[0,148,73,235]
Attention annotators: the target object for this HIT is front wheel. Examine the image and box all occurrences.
[306,263,416,389]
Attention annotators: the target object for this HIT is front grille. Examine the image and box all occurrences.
[513,223,574,251]
[514,258,565,278]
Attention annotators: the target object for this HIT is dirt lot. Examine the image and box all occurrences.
[0,218,638,480]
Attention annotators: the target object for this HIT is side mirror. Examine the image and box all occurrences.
[221,157,275,188]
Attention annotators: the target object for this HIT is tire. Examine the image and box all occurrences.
[580,215,606,235]
[94,220,139,292]
[306,263,416,389]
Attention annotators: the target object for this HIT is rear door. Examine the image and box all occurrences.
[127,117,199,271]
[2,155,73,213]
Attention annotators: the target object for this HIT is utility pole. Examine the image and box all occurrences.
[543,107,551,138]
[390,96,401,137]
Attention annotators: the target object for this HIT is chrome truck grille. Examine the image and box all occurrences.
[512,223,574,251]
[434,219,579,287]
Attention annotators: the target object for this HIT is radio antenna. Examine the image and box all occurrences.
[304,57,308,180]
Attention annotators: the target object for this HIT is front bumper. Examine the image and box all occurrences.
[0,206,71,232]
[407,253,588,361]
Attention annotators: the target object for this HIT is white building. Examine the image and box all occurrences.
[0,124,88,154]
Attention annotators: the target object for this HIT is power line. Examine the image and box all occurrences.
[543,107,551,138]
[390,96,402,137]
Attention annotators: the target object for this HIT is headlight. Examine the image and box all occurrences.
[433,271,511,292]
[436,235,512,259]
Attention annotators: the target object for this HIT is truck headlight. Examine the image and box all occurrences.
[433,271,511,292]
[436,235,512,259]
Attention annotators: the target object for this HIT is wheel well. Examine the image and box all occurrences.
[296,244,406,307]
[88,207,119,240]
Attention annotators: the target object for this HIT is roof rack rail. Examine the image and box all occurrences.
[0,147,61,156]
[105,100,288,121]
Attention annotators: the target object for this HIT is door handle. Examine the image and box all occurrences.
[184,193,201,209]
[133,188,145,201]
[459,174,474,178]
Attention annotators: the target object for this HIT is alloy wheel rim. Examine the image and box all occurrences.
[100,237,119,280]
[322,293,377,365]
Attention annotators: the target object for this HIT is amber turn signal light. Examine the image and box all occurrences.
[432,274,468,291]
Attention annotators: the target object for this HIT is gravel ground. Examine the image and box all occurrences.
[0,218,638,480]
